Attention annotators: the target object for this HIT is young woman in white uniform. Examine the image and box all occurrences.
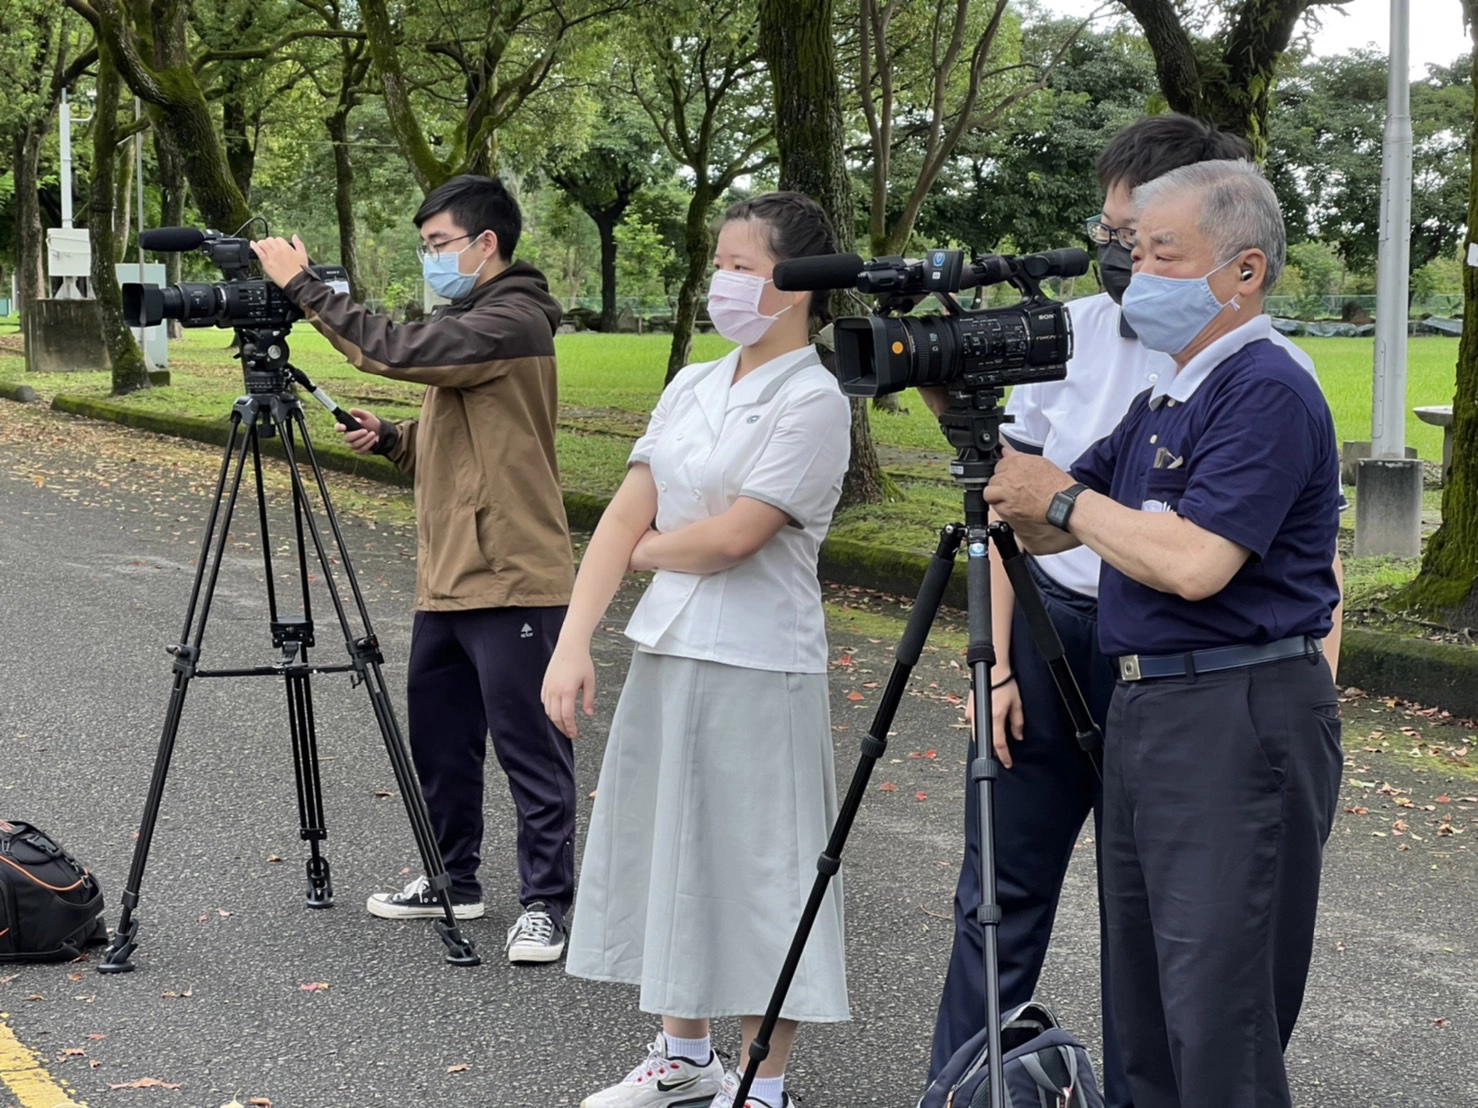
[542,192,852,1108]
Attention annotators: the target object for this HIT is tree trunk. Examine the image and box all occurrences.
[113,132,135,264]
[592,210,621,333]
[759,0,887,508]
[87,1,252,232]
[154,128,185,336]
[91,40,150,396]
[222,92,256,207]
[667,187,715,384]
[326,110,364,301]
[13,127,48,322]
[1396,13,1478,622]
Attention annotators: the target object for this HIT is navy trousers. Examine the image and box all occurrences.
[1102,654,1342,1108]
[406,606,576,924]
[929,565,1131,1108]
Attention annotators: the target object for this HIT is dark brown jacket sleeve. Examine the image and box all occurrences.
[284,272,527,388]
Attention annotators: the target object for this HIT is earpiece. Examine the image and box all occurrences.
[1240,267,1254,281]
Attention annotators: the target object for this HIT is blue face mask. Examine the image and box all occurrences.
[422,239,487,301]
[1119,255,1241,355]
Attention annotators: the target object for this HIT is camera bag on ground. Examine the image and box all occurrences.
[0,820,107,961]
[919,1000,1106,1108]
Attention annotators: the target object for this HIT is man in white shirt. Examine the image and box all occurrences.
[925,115,1344,1106]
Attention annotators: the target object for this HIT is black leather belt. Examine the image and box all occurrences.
[1117,635,1321,682]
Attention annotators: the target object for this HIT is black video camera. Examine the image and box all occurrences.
[122,225,349,330]
[773,247,1089,398]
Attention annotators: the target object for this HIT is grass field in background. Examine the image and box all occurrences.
[0,325,1460,557]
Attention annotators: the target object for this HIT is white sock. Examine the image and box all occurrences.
[664,1032,711,1065]
[750,1074,785,1107]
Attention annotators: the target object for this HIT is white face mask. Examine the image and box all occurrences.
[707,269,792,346]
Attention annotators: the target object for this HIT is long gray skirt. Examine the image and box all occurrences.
[566,649,850,1022]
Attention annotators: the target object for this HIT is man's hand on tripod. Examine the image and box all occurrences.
[966,673,1026,768]
[337,409,382,454]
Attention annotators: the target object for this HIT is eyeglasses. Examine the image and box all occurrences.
[416,233,477,262]
[1084,218,1136,251]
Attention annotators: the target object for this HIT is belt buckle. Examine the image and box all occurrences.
[1119,655,1142,681]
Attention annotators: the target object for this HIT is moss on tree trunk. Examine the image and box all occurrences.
[1396,12,1478,624]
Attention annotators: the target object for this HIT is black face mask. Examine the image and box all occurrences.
[1096,242,1134,304]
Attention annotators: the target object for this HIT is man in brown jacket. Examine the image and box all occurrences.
[252,175,577,964]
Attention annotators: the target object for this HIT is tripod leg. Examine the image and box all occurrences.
[286,671,334,907]
[276,406,479,965]
[963,494,1007,1108]
[277,419,334,909]
[731,525,964,1105]
[100,413,256,974]
[989,522,1103,770]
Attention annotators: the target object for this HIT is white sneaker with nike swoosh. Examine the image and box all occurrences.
[580,1033,723,1108]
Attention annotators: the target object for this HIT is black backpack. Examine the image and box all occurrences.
[0,820,108,962]
[919,1001,1106,1108]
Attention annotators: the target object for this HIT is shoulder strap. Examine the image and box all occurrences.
[1019,1046,1079,1108]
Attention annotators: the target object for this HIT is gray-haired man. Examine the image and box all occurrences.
[985,160,1344,1108]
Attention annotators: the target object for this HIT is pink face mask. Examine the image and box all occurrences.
[707,269,792,346]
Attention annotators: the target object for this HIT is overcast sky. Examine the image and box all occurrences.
[1040,0,1468,78]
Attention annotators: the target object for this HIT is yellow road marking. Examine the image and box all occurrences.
[0,1014,84,1108]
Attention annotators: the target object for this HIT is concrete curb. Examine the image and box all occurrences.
[1339,627,1478,719]
[37,391,1478,714]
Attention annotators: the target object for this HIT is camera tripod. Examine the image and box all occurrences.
[99,325,480,973]
[730,387,1101,1108]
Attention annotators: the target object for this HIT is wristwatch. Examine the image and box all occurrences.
[1046,483,1088,531]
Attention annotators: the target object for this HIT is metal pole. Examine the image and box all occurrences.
[1370,0,1413,458]
[60,88,73,230]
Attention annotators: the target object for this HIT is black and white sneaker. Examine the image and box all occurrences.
[366,875,485,920]
[505,900,566,963]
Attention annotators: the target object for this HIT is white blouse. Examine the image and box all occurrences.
[623,345,852,673]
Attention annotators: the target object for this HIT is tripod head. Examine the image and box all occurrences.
[937,385,1012,491]
[237,325,295,396]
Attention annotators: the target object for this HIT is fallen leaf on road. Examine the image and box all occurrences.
[110,1077,182,1089]
[248,1098,272,1106]
[60,1048,86,1057]
[916,791,928,801]
[300,981,330,991]
[1433,1017,1449,1028]
[373,790,393,798]
[447,1064,469,1073]
[266,854,282,863]
[87,1034,107,1040]
[879,782,898,792]
[847,691,863,701]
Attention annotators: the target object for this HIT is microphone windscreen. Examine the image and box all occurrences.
[139,226,207,252]
[772,253,866,292]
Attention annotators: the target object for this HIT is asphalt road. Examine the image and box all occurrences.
[0,400,1473,1108]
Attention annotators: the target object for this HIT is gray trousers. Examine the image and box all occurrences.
[1102,654,1343,1108]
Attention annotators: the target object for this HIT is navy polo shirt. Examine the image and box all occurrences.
[1069,318,1341,658]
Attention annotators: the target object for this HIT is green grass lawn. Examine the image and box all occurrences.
[0,323,1460,559]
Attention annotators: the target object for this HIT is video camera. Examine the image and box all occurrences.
[122,224,349,331]
[773,247,1089,398]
